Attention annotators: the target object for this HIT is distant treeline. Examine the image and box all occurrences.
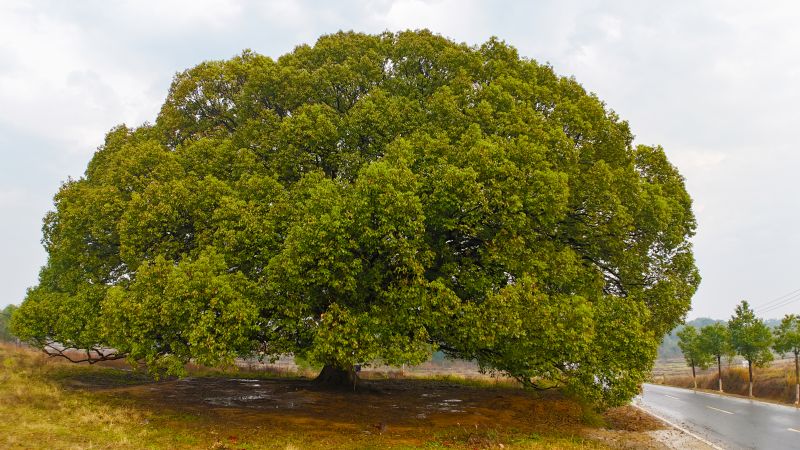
[0,305,17,342]
[659,316,781,360]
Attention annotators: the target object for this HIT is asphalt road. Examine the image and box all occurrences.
[637,383,800,449]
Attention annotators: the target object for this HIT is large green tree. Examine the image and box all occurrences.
[729,300,773,397]
[677,325,710,389]
[11,31,699,407]
[698,322,732,392]
[773,314,800,404]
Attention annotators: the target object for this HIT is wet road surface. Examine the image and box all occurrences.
[638,383,800,449]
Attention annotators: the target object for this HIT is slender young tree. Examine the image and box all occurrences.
[773,314,800,404]
[729,300,773,397]
[699,322,732,392]
[677,325,711,389]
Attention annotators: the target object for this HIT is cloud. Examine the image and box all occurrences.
[670,150,727,170]
[0,188,26,208]
[0,2,165,160]
[375,0,486,38]
[3,0,800,320]
[117,0,246,31]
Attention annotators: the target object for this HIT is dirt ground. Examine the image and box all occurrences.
[1,342,673,449]
[73,375,665,448]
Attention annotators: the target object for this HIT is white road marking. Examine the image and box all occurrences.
[706,405,734,415]
[664,394,680,399]
[788,428,800,433]
[646,383,799,411]
[631,404,725,450]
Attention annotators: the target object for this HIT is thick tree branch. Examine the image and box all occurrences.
[40,340,127,364]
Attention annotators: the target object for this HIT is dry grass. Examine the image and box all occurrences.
[0,343,666,449]
[0,344,161,449]
[654,357,800,404]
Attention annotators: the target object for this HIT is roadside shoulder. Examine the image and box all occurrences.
[632,401,722,450]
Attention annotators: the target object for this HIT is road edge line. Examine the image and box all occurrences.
[631,403,724,450]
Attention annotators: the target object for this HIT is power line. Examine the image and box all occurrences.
[756,294,800,312]
[759,300,800,316]
[753,286,800,311]
[756,291,800,315]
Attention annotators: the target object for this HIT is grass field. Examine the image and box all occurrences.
[653,357,800,404]
[0,343,669,449]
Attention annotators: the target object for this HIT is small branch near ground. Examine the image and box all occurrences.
[40,340,127,364]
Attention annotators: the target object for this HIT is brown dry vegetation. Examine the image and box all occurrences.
[0,343,671,449]
[653,357,800,404]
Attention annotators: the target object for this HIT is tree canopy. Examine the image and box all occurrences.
[11,30,699,407]
[729,301,774,368]
[698,323,732,358]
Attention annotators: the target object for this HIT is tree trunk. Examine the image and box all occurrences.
[795,352,799,405]
[748,360,754,397]
[314,364,359,390]
[692,363,697,389]
[717,355,723,392]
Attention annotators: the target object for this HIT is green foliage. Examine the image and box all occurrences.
[729,301,774,368]
[773,314,800,357]
[102,250,259,375]
[676,325,711,370]
[698,322,733,361]
[0,305,17,342]
[12,31,699,407]
[657,317,720,359]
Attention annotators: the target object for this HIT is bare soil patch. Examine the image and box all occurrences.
[92,375,662,448]
[3,344,668,449]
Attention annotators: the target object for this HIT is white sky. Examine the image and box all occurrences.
[2,0,799,320]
